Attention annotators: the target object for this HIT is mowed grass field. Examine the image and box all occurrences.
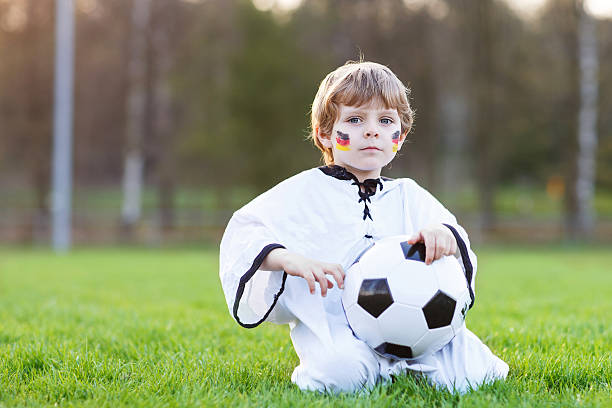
[0,246,610,407]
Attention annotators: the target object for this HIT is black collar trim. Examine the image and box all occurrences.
[319,165,394,183]
[319,164,356,181]
[319,165,386,221]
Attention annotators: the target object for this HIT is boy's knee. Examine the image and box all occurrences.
[292,349,379,394]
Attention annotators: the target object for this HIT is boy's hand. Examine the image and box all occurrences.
[406,224,457,265]
[263,249,345,297]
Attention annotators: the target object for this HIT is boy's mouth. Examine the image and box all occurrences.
[361,147,381,151]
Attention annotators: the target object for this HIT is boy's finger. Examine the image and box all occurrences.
[445,236,454,256]
[328,272,342,290]
[434,238,442,261]
[450,237,458,256]
[337,264,346,278]
[436,237,447,259]
[326,264,344,289]
[304,273,316,295]
[406,233,421,244]
[432,241,439,261]
[313,270,328,297]
[427,233,437,264]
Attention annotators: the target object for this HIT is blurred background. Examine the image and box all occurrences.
[0,0,611,247]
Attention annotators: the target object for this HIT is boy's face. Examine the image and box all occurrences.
[318,100,406,180]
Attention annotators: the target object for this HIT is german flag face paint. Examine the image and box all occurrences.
[336,130,351,151]
[391,130,400,152]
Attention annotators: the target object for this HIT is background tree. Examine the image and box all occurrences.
[72,0,130,187]
[538,0,600,239]
[1,0,612,245]
[0,0,54,241]
[575,0,599,238]
[172,0,240,204]
[121,0,151,235]
[150,0,180,233]
[224,0,324,190]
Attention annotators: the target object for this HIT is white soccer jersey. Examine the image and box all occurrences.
[219,165,508,393]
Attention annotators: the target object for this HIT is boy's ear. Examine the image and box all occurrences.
[316,126,333,148]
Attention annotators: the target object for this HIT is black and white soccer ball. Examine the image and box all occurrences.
[341,235,471,360]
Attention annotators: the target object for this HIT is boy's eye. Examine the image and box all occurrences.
[380,118,393,125]
[348,117,361,124]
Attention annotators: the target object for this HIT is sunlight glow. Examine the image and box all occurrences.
[0,1,26,32]
[506,0,612,18]
[252,0,302,13]
[585,0,612,18]
[267,0,612,19]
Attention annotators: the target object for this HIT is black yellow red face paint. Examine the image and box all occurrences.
[391,131,400,152]
[336,130,351,151]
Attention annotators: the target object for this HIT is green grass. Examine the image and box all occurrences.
[0,247,610,407]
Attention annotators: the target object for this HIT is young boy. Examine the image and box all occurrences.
[219,61,508,393]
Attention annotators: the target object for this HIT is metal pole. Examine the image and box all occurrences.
[576,3,598,238]
[51,0,75,252]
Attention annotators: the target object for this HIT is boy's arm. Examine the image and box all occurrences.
[262,248,344,297]
[402,179,478,297]
[406,224,459,264]
[219,211,291,328]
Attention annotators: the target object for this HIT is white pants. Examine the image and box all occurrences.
[290,320,509,394]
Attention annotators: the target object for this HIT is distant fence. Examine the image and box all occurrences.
[0,208,232,246]
[2,183,612,246]
[1,209,611,246]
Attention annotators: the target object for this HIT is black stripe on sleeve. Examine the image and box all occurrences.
[442,224,475,309]
[233,243,288,329]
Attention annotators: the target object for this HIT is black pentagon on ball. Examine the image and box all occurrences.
[374,342,413,359]
[422,290,456,329]
[358,278,393,318]
[400,241,426,262]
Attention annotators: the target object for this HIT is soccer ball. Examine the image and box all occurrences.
[341,235,471,360]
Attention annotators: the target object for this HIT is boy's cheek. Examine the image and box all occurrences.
[335,130,351,151]
[391,130,400,152]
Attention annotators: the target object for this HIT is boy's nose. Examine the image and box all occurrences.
[365,130,379,138]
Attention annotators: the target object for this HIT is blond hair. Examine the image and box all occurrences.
[309,60,415,165]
